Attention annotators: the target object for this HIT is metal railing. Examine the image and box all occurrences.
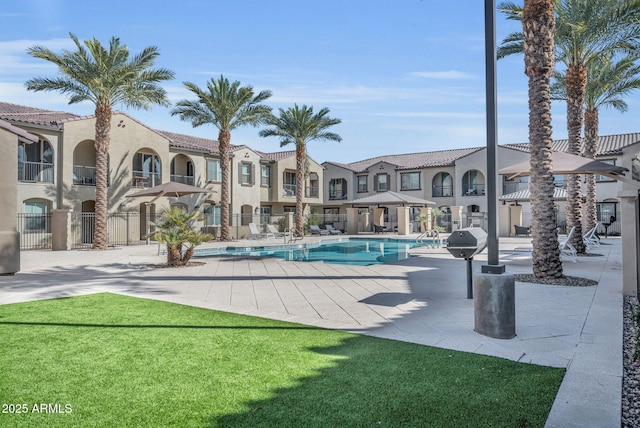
[18,161,53,183]
[132,170,161,188]
[17,213,52,249]
[328,190,348,200]
[462,184,485,196]
[170,174,195,185]
[306,186,319,198]
[73,165,97,186]
[283,184,296,197]
[432,185,453,197]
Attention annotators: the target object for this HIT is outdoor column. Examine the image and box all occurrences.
[346,208,359,235]
[420,207,430,232]
[450,206,463,231]
[0,128,20,274]
[619,190,638,297]
[396,206,410,235]
[373,208,385,228]
[285,212,294,232]
[52,209,72,251]
[361,211,370,233]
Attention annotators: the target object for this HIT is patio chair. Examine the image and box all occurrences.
[248,223,275,240]
[266,223,285,237]
[373,224,387,234]
[513,225,530,237]
[559,226,578,262]
[583,223,600,249]
[325,224,342,235]
[309,225,329,235]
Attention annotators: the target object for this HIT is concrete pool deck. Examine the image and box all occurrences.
[0,235,624,427]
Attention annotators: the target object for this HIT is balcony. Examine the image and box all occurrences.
[170,174,195,186]
[18,161,53,183]
[432,185,453,198]
[328,190,348,200]
[73,165,97,186]
[462,184,485,196]
[306,186,319,198]
[132,170,161,188]
[283,184,296,197]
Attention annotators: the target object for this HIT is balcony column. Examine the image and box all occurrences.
[396,206,410,235]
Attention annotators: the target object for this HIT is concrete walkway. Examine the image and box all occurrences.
[0,235,623,427]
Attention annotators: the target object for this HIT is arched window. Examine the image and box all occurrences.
[133,150,161,188]
[462,170,485,196]
[170,154,194,185]
[18,139,53,182]
[432,172,453,197]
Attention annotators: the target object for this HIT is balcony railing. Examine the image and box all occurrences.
[328,190,348,200]
[132,170,161,188]
[432,185,453,197]
[18,161,53,183]
[306,186,319,198]
[170,174,195,186]
[462,184,485,196]
[283,183,296,197]
[73,165,97,186]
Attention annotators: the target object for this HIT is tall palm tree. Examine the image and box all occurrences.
[260,105,341,237]
[499,0,640,254]
[25,33,174,250]
[500,0,563,278]
[171,76,272,241]
[552,54,640,232]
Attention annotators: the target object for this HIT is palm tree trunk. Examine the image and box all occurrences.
[295,142,305,237]
[583,108,599,234]
[93,103,112,250]
[564,63,587,253]
[218,130,231,241]
[524,0,563,278]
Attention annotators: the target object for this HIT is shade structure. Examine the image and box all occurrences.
[499,187,580,202]
[128,181,214,199]
[344,191,435,206]
[499,151,628,179]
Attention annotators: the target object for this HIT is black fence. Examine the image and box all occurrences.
[17,213,52,250]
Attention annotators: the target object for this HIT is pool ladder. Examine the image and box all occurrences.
[416,230,441,247]
[284,228,302,244]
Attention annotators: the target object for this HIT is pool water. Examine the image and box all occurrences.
[193,238,435,266]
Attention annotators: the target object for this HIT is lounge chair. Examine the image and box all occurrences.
[373,224,387,234]
[248,223,275,240]
[310,225,330,235]
[559,226,577,262]
[266,223,285,237]
[513,225,530,237]
[583,223,600,249]
[325,224,342,235]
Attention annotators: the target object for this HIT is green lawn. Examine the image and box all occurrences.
[0,293,564,427]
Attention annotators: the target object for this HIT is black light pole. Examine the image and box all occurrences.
[482,0,505,274]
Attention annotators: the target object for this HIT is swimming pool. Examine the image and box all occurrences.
[193,237,438,266]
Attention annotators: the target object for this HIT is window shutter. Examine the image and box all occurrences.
[374,175,379,191]
[238,162,242,184]
[251,164,256,185]
[386,174,390,191]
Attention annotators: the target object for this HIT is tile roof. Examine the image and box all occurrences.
[0,101,80,128]
[0,118,39,142]
[504,132,640,157]
[256,150,296,161]
[336,147,484,172]
[156,130,220,154]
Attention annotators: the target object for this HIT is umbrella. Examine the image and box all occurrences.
[128,181,214,199]
[499,187,582,202]
[344,190,435,206]
[499,151,628,180]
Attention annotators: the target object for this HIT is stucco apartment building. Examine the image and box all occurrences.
[322,133,640,236]
[0,101,324,247]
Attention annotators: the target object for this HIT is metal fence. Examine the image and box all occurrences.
[17,213,52,250]
[70,212,150,249]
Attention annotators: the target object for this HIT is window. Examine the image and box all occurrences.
[207,159,222,182]
[241,163,252,185]
[597,202,617,223]
[203,204,221,225]
[18,139,54,182]
[24,200,50,231]
[261,165,270,187]
[260,206,271,224]
[401,172,420,190]
[432,172,453,197]
[595,160,616,182]
[284,171,296,196]
[375,174,389,192]
[329,178,347,200]
[357,175,368,193]
[462,170,484,195]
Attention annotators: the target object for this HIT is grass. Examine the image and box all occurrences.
[0,293,564,427]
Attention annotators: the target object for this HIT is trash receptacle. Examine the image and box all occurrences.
[446,228,487,299]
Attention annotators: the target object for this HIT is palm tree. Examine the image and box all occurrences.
[501,0,640,254]
[153,207,212,266]
[260,105,341,237]
[171,76,272,241]
[500,0,563,278]
[552,54,640,232]
[25,34,174,249]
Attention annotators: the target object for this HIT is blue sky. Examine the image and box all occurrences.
[1,0,638,164]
